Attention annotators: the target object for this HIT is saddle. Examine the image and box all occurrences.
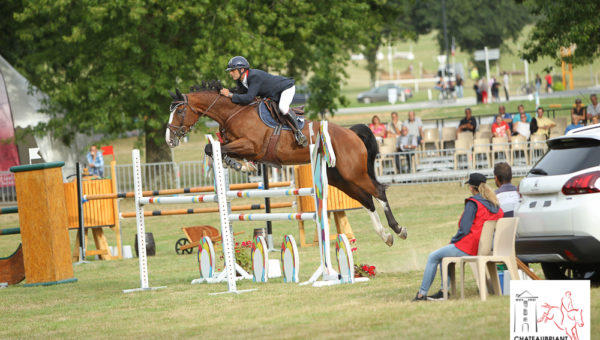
[256,99,306,167]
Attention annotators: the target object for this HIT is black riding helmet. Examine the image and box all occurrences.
[226,56,250,71]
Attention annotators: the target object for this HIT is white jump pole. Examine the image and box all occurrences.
[123,150,166,293]
[206,135,256,295]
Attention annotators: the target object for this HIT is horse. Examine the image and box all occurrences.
[166,81,406,246]
[538,303,584,340]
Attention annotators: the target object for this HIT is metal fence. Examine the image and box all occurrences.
[374,139,542,185]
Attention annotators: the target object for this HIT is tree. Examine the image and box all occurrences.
[361,0,431,87]
[1,0,373,162]
[520,0,600,66]
[422,0,531,54]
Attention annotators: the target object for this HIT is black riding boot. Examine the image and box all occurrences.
[284,110,308,147]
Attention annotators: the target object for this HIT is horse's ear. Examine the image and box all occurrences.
[169,90,177,100]
[175,88,184,101]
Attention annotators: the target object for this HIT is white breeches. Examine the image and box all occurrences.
[279,86,295,114]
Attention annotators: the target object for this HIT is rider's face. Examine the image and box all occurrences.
[230,69,243,81]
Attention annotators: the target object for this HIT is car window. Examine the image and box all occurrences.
[528,138,600,176]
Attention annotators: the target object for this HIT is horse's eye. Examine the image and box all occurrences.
[177,107,185,116]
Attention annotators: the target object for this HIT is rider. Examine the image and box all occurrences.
[219,56,308,147]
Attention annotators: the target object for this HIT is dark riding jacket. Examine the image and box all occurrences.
[231,69,294,105]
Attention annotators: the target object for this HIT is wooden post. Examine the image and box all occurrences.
[10,162,77,287]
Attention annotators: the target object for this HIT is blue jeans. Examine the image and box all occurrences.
[419,244,468,295]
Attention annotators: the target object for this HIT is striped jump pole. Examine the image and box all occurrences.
[0,206,18,215]
[229,213,316,222]
[138,188,313,205]
[119,202,293,218]
[0,228,20,235]
[83,181,292,201]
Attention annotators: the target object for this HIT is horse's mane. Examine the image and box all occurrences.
[190,80,223,92]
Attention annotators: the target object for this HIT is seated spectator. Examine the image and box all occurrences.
[530,107,556,137]
[512,112,531,139]
[494,162,519,217]
[434,76,445,92]
[86,145,104,177]
[413,173,503,301]
[404,111,424,144]
[512,104,531,124]
[571,98,587,125]
[492,114,511,141]
[499,105,512,131]
[397,125,418,172]
[369,115,387,141]
[565,115,584,134]
[587,94,600,124]
[457,108,477,135]
[386,111,401,138]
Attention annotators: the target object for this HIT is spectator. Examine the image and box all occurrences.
[512,104,531,124]
[492,114,511,141]
[403,111,424,144]
[571,98,587,125]
[494,162,519,217]
[470,66,479,80]
[397,125,418,172]
[499,105,513,131]
[455,74,464,98]
[473,82,482,104]
[502,71,510,101]
[530,107,556,137]
[369,115,387,141]
[386,111,401,138]
[535,74,542,93]
[491,77,500,103]
[86,145,104,177]
[545,73,553,93]
[458,108,477,135]
[413,173,503,301]
[565,115,584,134]
[479,77,488,104]
[587,94,600,124]
[512,112,531,139]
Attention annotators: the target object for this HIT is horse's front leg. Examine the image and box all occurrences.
[204,138,259,171]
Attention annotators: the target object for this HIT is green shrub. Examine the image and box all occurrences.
[553,81,565,92]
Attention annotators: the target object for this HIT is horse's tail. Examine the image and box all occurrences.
[350,124,383,188]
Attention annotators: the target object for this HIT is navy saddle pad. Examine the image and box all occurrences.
[258,102,305,131]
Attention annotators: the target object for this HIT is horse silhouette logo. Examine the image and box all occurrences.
[538,291,584,340]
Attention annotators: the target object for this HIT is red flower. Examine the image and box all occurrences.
[362,265,368,271]
[351,247,357,252]
[369,266,375,271]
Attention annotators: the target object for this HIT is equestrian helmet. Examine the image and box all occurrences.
[226,56,250,71]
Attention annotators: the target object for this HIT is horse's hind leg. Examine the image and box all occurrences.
[374,190,407,239]
[327,168,394,246]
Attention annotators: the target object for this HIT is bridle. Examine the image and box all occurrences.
[167,92,220,139]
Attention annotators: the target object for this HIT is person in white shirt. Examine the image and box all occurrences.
[587,94,600,124]
[403,111,423,144]
[494,162,519,217]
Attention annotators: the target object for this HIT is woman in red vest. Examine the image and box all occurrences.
[413,173,503,301]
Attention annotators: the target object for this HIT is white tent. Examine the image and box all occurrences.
[0,54,92,174]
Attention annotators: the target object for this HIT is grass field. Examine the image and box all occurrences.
[1,183,599,339]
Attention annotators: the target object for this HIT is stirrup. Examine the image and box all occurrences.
[295,131,308,147]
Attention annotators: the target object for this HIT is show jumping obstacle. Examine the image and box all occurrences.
[0,206,25,285]
[9,162,77,287]
[128,122,360,294]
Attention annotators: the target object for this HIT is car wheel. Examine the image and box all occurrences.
[541,262,600,284]
[363,97,371,104]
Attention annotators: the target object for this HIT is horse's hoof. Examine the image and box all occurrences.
[385,234,394,247]
[398,227,408,240]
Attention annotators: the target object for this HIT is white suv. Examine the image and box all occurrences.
[516,124,600,282]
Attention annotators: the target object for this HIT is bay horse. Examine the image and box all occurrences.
[166,81,406,246]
